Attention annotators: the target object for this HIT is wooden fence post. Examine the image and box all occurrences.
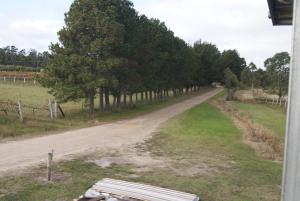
[49,99,54,120]
[280,98,282,106]
[54,101,58,119]
[47,150,54,181]
[17,100,23,122]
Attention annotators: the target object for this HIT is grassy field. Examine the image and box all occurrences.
[0,98,282,201]
[0,83,210,139]
[232,102,286,141]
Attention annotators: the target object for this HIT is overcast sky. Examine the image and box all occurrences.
[0,0,293,68]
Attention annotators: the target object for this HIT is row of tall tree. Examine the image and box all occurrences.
[42,0,247,115]
[0,46,49,69]
[241,52,290,100]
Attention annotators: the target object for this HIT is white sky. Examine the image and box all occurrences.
[0,0,293,68]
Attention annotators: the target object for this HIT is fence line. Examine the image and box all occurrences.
[0,99,64,122]
[254,97,288,108]
[0,76,37,84]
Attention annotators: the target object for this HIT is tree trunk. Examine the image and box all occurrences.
[135,93,138,103]
[88,92,95,117]
[150,91,153,102]
[123,91,127,106]
[141,92,144,102]
[113,96,116,110]
[99,87,104,112]
[116,95,121,110]
[129,94,133,107]
[104,88,110,111]
[145,91,148,102]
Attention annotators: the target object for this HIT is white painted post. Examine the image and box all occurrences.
[49,99,54,120]
[34,79,36,85]
[3,77,6,81]
[281,0,300,200]
[23,77,26,83]
[17,100,23,122]
[14,77,16,83]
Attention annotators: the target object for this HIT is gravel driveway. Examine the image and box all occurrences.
[0,88,222,174]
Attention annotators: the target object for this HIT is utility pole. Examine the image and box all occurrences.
[281,0,300,200]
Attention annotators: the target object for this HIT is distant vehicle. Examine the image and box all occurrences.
[212,82,222,88]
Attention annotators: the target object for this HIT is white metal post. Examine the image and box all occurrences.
[282,0,300,200]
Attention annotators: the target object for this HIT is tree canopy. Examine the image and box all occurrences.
[0,46,48,69]
[41,0,247,115]
[265,52,290,99]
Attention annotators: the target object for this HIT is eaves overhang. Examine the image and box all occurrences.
[267,0,294,25]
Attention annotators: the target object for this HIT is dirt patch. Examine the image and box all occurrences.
[213,99,283,162]
[89,150,167,170]
[88,143,223,178]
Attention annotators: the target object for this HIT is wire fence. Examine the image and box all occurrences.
[0,99,64,122]
[234,89,288,108]
[0,71,42,85]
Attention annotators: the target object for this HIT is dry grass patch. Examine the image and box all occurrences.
[213,99,283,161]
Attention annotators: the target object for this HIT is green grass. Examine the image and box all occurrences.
[0,161,133,201]
[0,98,282,201]
[232,102,286,141]
[0,83,210,139]
[147,102,282,201]
[0,83,51,105]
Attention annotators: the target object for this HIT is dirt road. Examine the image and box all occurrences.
[0,89,222,174]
